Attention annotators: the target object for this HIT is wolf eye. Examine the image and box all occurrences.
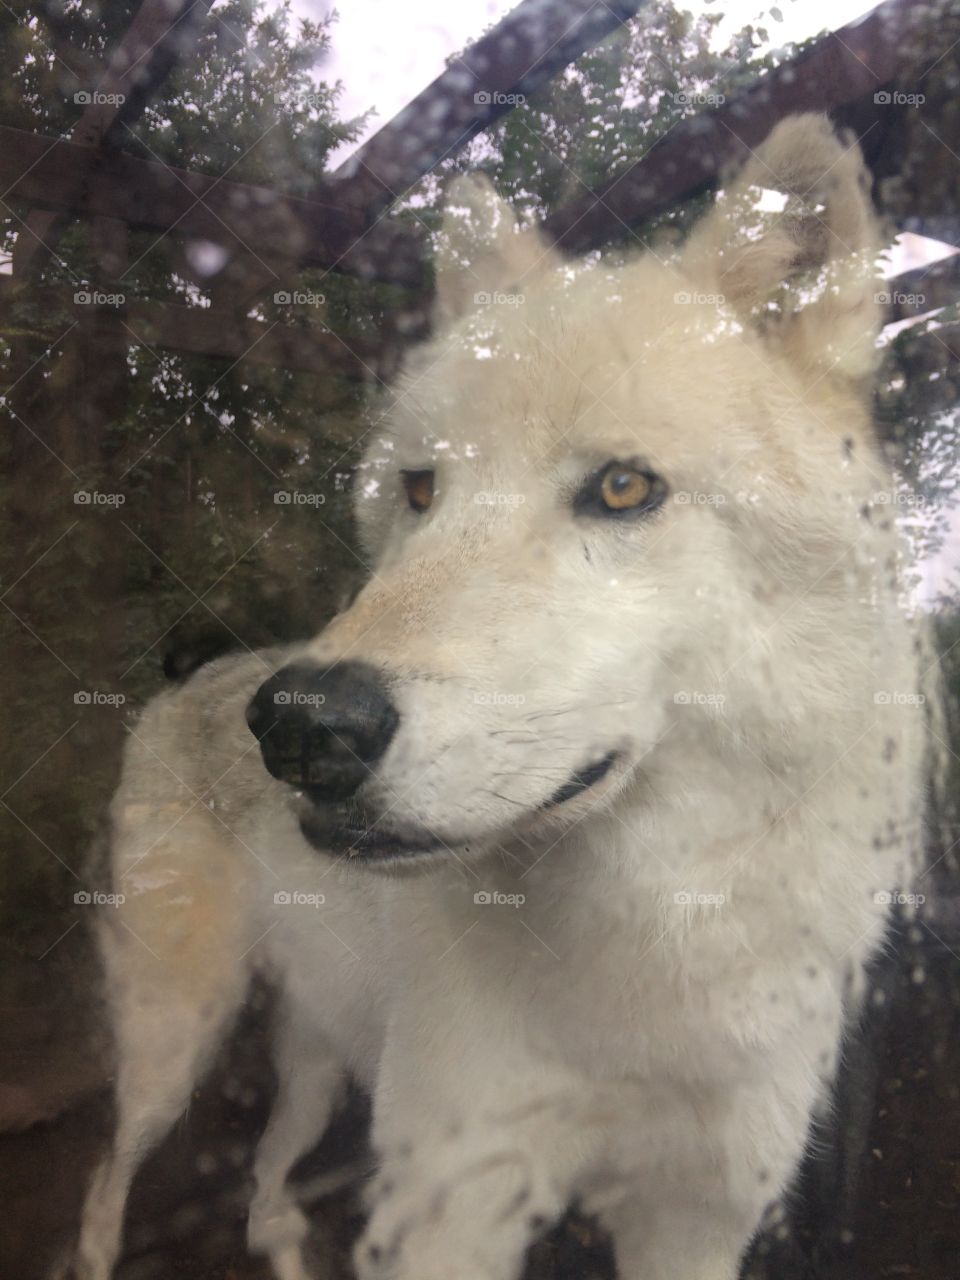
[575,462,665,518]
[601,465,652,510]
[401,469,434,513]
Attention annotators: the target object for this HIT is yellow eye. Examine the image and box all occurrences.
[401,469,434,513]
[599,464,652,511]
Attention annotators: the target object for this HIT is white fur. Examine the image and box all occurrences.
[69,116,926,1280]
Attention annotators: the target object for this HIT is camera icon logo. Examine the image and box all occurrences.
[274,491,292,505]
[274,890,292,904]
[74,91,92,105]
[273,291,292,304]
[74,890,92,904]
[474,91,491,105]
[274,691,291,705]
[74,691,91,704]
[473,891,492,905]
[673,890,693,905]
[874,90,892,104]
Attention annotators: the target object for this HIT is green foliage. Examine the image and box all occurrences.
[428,0,803,235]
[0,1,374,939]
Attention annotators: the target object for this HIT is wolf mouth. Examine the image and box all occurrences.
[297,750,621,859]
[541,750,619,808]
[298,808,445,859]
[296,793,443,859]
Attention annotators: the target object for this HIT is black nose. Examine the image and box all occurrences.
[246,660,399,801]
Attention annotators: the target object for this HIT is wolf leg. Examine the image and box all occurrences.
[355,1104,583,1280]
[247,1007,345,1280]
[73,804,256,1280]
[601,1069,817,1280]
[73,974,248,1279]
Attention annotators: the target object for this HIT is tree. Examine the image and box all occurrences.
[0,0,375,936]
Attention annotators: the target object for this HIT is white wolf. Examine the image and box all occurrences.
[70,115,927,1280]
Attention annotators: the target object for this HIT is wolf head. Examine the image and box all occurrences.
[248,115,919,868]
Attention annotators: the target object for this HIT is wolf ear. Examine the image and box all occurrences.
[682,114,884,382]
[434,174,556,322]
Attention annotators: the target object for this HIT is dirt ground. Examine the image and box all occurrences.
[0,905,958,1280]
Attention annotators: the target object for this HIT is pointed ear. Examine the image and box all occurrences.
[682,114,884,383]
[434,174,557,323]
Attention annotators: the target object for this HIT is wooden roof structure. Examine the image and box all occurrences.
[1,0,958,386]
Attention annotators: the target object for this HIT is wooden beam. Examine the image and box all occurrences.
[126,298,384,381]
[0,280,380,381]
[541,0,932,254]
[78,0,218,148]
[330,0,646,219]
[0,126,425,286]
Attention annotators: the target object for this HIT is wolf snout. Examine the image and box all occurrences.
[246,660,399,801]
